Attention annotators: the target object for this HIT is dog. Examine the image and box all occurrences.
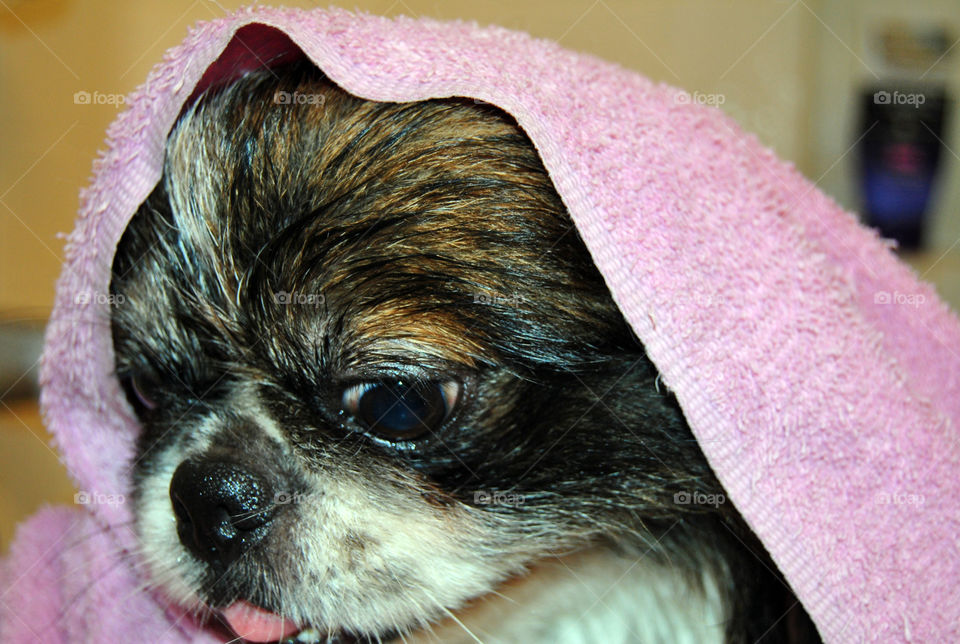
[110,60,819,643]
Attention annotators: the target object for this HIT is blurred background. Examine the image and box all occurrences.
[2,0,960,550]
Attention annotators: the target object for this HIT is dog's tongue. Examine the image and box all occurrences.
[221,600,300,642]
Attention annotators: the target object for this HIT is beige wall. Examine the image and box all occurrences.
[0,0,821,313]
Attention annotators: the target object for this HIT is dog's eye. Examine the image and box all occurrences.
[120,372,157,412]
[342,379,460,441]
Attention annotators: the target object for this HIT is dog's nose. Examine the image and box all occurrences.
[169,459,277,571]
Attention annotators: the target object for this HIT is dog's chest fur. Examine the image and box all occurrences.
[406,550,725,644]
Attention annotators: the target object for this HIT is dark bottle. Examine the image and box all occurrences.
[858,86,948,250]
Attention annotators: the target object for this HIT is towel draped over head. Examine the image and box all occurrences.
[2,6,959,642]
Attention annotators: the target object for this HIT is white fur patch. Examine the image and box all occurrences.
[401,548,726,644]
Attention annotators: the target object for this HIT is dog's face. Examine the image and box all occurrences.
[110,63,736,642]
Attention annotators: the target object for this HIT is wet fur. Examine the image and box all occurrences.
[110,62,818,643]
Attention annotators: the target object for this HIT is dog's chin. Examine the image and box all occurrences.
[196,548,726,644]
[153,548,729,644]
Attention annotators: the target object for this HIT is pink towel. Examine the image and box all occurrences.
[2,6,959,642]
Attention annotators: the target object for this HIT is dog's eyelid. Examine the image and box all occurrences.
[131,374,158,409]
[333,358,474,383]
[117,356,216,411]
[117,368,160,411]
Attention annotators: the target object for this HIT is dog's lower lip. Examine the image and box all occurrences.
[220,600,301,642]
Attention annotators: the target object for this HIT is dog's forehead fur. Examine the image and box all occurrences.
[112,65,626,389]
